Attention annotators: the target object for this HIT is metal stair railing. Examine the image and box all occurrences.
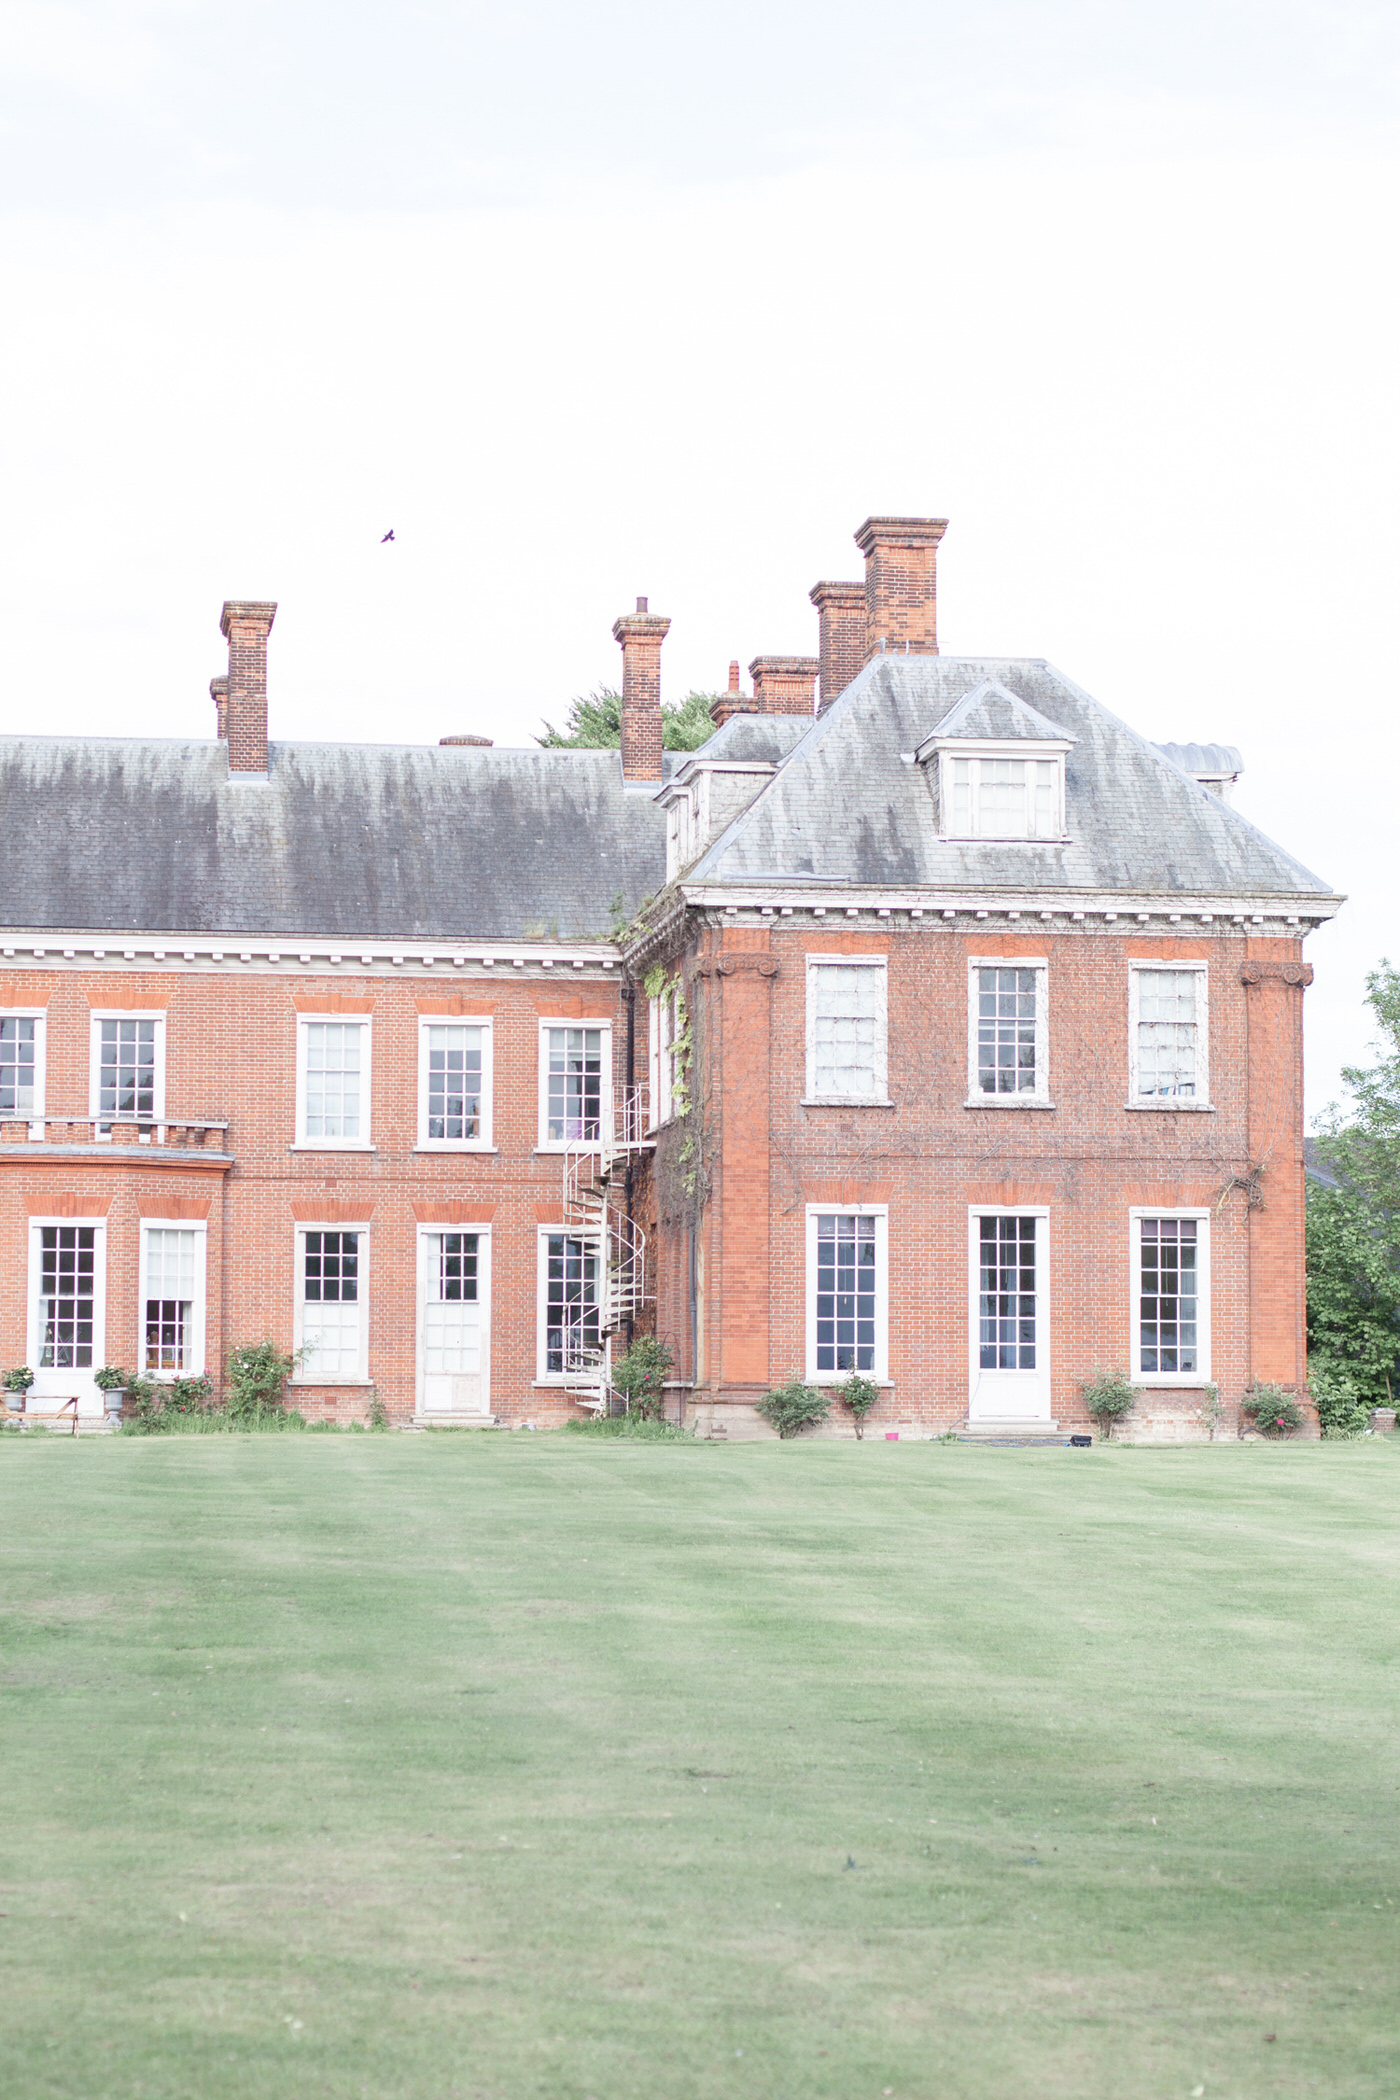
[558,1087,655,1410]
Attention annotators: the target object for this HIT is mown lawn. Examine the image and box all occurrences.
[0,1433,1397,2100]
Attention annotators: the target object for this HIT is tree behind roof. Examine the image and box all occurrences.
[537,689,720,753]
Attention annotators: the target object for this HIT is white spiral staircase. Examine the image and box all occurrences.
[559,1086,653,1413]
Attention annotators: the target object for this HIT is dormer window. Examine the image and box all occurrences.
[914,677,1076,844]
[949,754,1063,839]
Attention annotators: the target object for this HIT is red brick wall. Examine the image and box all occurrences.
[0,968,627,1424]
[655,921,1311,1436]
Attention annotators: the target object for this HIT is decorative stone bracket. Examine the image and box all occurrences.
[1240,961,1313,987]
[693,955,781,979]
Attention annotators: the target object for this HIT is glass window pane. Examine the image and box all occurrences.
[813,1212,879,1372]
[812,967,882,1098]
[547,1028,603,1142]
[304,1023,364,1138]
[426,1025,482,1140]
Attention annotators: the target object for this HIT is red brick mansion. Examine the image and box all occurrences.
[0,516,1338,1436]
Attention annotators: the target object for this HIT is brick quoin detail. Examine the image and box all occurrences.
[809,580,865,711]
[855,516,947,661]
[220,600,276,775]
[613,598,669,782]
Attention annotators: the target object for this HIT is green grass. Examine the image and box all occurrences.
[1,1437,1397,2100]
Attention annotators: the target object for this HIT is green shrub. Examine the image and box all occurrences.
[3,1366,35,1393]
[1308,1356,1372,1439]
[225,1340,301,1424]
[367,1388,390,1432]
[610,1337,673,1421]
[1080,1367,1138,1439]
[839,1372,880,1439]
[562,1416,690,1440]
[1243,1384,1306,1437]
[93,1365,129,1392]
[120,1374,215,1432]
[756,1376,830,1440]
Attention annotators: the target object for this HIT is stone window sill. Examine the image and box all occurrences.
[1123,1101,1215,1113]
[411,1145,499,1155]
[800,1097,895,1109]
[963,1098,1056,1111]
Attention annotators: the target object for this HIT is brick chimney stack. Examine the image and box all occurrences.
[612,596,670,783]
[710,659,758,732]
[808,579,866,711]
[219,600,277,776]
[854,516,948,662]
[749,656,819,717]
[210,674,229,739]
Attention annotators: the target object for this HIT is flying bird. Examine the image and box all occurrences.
[381,529,395,543]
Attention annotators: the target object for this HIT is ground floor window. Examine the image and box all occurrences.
[540,1232,601,1376]
[805,1207,888,1381]
[141,1225,204,1374]
[296,1228,367,1381]
[978,1214,1037,1369]
[39,1224,96,1368]
[1132,1211,1210,1381]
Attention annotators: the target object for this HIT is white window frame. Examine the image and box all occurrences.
[415,1016,495,1151]
[293,1015,374,1151]
[0,1006,47,1137]
[1127,962,1211,1110]
[88,1008,166,1136]
[804,1203,890,1385]
[648,984,683,1130]
[1129,1208,1212,1385]
[26,1216,107,1412]
[291,1222,371,1384]
[965,956,1052,1108]
[803,955,890,1106]
[416,1223,493,1415]
[534,1224,607,1384]
[138,1219,209,1380]
[967,1206,1052,1422]
[937,741,1069,840]
[536,1019,614,1152]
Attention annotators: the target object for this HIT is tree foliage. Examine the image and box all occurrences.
[537,688,721,753]
[1308,961,1400,1428]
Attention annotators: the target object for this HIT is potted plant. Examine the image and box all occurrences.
[94,1365,129,1426]
[840,1370,880,1440]
[3,1365,35,1416]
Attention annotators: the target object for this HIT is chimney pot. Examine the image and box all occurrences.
[853,515,948,663]
[439,734,493,747]
[808,580,866,711]
[219,599,276,775]
[612,602,671,782]
[728,659,740,693]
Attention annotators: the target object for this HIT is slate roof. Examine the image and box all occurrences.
[681,715,810,765]
[1153,741,1244,778]
[0,737,674,940]
[917,676,1075,745]
[686,656,1336,903]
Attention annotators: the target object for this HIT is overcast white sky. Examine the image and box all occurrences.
[1,1,1397,1113]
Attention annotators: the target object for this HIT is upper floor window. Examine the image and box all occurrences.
[417,1020,493,1150]
[1129,965,1209,1107]
[539,1023,611,1148]
[0,1011,44,1120]
[947,754,1063,839]
[648,979,685,1128]
[296,1018,372,1148]
[90,1009,165,1133]
[805,958,888,1104]
[967,959,1050,1106]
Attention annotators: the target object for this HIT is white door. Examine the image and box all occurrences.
[968,1211,1051,1420]
[28,1220,106,1420]
[418,1230,490,1415]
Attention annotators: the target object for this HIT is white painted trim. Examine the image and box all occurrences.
[88,1008,166,1132]
[0,1005,48,1135]
[804,954,889,1104]
[138,1219,209,1379]
[804,1204,889,1383]
[415,1224,493,1416]
[535,1018,614,1152]
[0,934,622,975]
[1127,960,1211,1109]
[967,1207,1052,1421]
[534,1224,606,1384]
[295,1014,373,1149]
[415,1015,494,1150]
[291,1222,370,1384]
[937,749,1068,840]
[1128,1208,1212,1385]
[26,1215,107,1414]
[677,887,1339,925]
[965,956,1051,1106]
